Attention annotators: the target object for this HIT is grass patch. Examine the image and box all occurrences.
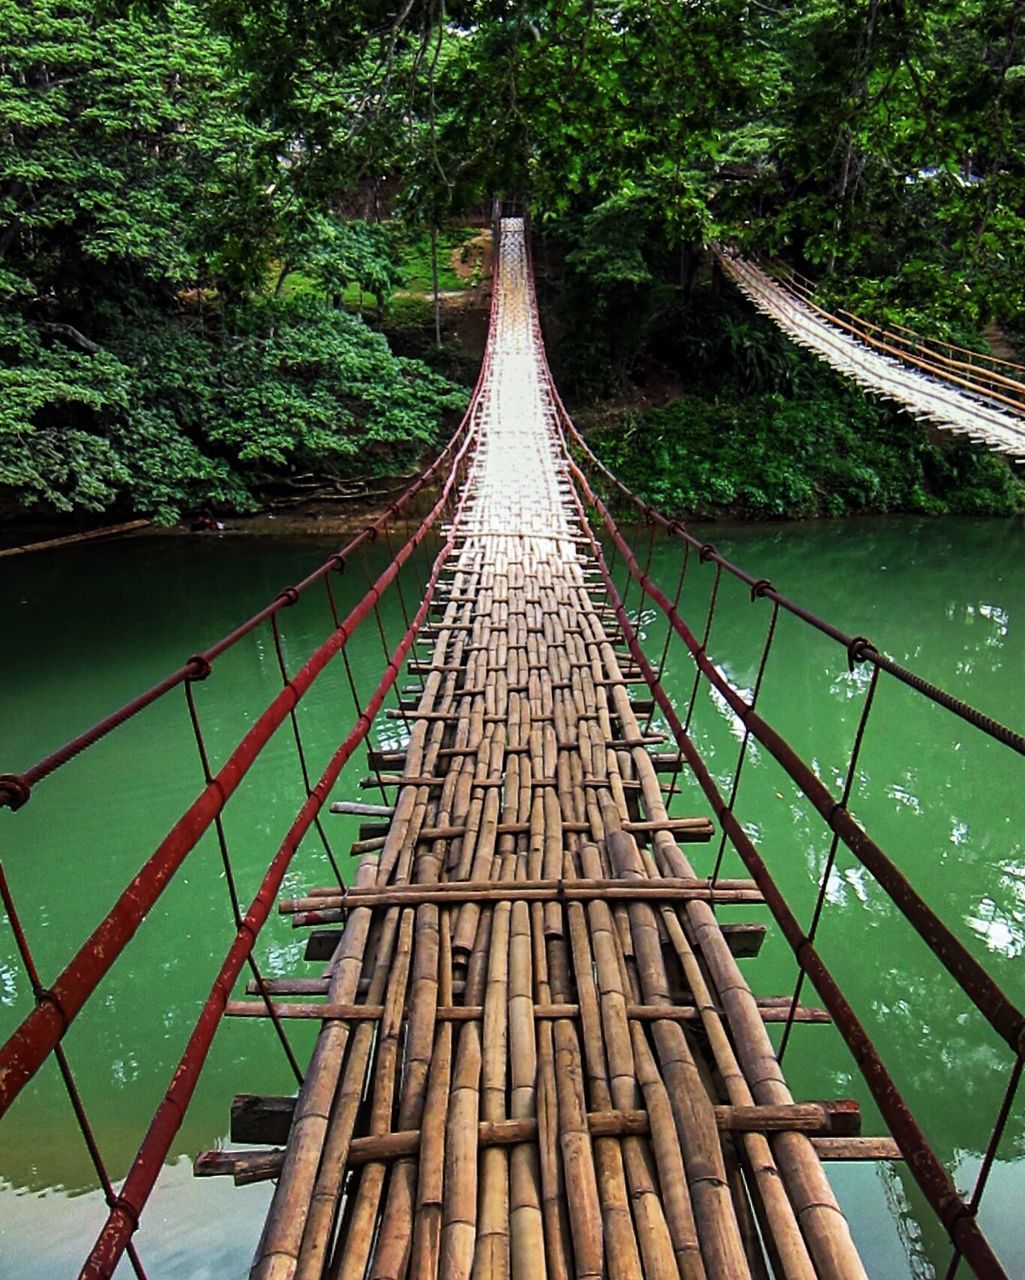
[271,224,480,308]
[394,226,479,293]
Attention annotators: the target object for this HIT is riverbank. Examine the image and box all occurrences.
[585,390,1025,521]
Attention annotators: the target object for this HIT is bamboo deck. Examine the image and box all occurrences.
[211,220,871,1279]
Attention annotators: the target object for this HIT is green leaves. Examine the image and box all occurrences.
[1,1,470,522]
[6,0,1022,526]
[593,388,1024,522]
[0,297,467,521]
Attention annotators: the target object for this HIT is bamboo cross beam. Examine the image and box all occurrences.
[348,814,706,844]
[385,710,557,723]
[371,816,714,841]
[197,1132,903,1189]
[301,920,766,961]
[328,801,396,818]
[406,662,471,673]
[280,876,762,915]
[397,688,487,708]
[281,873,749,914]
[287,886,766,924]
[226,998,830,1025]
[203,1098,861,1173]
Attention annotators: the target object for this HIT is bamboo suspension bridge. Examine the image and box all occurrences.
[717,250,1025,457]
[1,216,1024,1280]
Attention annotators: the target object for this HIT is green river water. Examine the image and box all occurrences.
[1,516,1024,1278]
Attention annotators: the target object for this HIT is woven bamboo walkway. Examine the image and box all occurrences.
[218,220,870,1280]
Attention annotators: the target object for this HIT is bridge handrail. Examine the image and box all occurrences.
[731,253,1025,416]
[0,422,477,1109]
[80,524,467,1277]
[836,311,1025,392]
[555,410,1025,761]
[776,261,1025,378]
[770,267,1025,406]
[542,388,1022,1279]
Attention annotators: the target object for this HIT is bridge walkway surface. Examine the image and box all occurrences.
[3,217,1022,1280]
[226,219,869,1279]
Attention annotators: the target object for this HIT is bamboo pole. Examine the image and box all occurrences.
[410,912,455,1280]
[328,909,414,1279]
[251,858,381,1280]
[475,901,511,1279]
[603,636,867,1280]
[232,216,872,1280]
[0,518,150,558]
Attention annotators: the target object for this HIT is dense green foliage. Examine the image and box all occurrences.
[0,0,467,522]
[593,388,1024,521]
[222,0,1025,388]
[0,302,465,520]
[193,0,1025,330]
[431,1,1025,335]
[4,1,1024,523]
[556,241,1025,519]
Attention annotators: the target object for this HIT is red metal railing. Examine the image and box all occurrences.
[551,403,1023,1280]
[0,259,501,1277]
[82,522,469,1277]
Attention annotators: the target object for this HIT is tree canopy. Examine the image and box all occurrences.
[3,1,1023,521]
[0,0,467,521]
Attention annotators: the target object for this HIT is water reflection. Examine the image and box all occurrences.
[1,517,1024,1277]
[645,514,1025,1277]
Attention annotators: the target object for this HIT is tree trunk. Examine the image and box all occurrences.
[431,225,443,348]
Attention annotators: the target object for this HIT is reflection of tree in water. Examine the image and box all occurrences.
[881,1161,937,1280]
[883,1150,1025,1278]
[870,958,1023,1155]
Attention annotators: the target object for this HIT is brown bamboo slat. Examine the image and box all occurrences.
[226,218,873,1280]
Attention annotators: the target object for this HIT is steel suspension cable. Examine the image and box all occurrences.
[709,598,781,885]
[777,663,880,1063]
[562,473,1009,1279]
[0,420,479,1119]
[183,673,306,1085]
[269,611,346,887]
